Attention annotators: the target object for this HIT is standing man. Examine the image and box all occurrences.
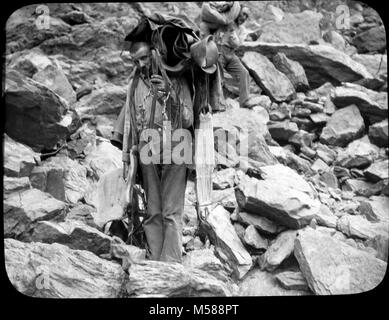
[112,40,194,263]
[200,3,252,108]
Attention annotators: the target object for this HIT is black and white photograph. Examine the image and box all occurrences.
[3,0,388,306]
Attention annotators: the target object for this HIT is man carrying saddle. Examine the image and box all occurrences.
[111,13,219,263]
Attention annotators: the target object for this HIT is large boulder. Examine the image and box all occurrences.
[5,238,126,298]
[258,10,322,45]
[4,188,67,239]
[5,70,80,152]
[201,205,253,279]
[335,136,379,168]
[294,228,387,294]
[127,259,231,297]
[320,105,365,147]
[29,219,112,255]
[75,84,126,117]
[3,177,31,196]
[272,52,309,92]
[32,61,77,104]
[352,26,386,53]
[242,51,295,102]
[241,42,372,88]
[331,85,388,121]
[235,165,321,229]
[29,155,90,204]
[4,134,38,177]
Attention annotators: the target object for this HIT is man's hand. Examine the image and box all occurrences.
[150,75,169,97]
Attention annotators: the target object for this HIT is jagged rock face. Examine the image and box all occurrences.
[294,228,387,295]
[4,238,127,298]
[5,70,80,152]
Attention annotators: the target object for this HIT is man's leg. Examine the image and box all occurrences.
[159,164,188,263]
[140,163,164,261]
[224,53,250,107]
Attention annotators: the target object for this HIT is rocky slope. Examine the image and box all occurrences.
[4,1,388,297]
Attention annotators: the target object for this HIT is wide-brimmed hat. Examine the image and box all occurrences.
[190,35,219,74]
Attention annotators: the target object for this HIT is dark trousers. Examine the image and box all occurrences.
[219,50,251,107]
[140,163,187,263]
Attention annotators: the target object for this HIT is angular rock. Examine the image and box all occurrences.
[302,101,324,113]
[309,113,330,124]
[241,42,372,88]
[323,30,347,52]
[32,61,77,104]
[237,211,284,235]
[5,70,80,152]
[259,230,297,271]
[358,196,389,223]
[242,51,295,102]
[212,168,236,190]
[343,179,378,197]
[5,238,126,298]
[29,219,112,255]
[311,158,329,173]
[183,248,231,283]
[238,268,310,296]
[320,105,365,147]
[3,177,31,196]
[331,86,387,120]
[294,228,387,294]
[272,52,309,92]
[66,123,96,159]
[201,205,252,279]
[313,204,338,229]
[268,120,299,142]
[4,134,38,177]
[127,259,231,297]
[364,160,389,182]
[236,165,320,229]
[315,143,337,165]
[4,188,67,238]
[244,225,269,250]
[211,188,237,212]
[352,54,387,79]
[352,26,386,53]
[275,270,309,291]
[336,136,379,168]
[83,138,122,180]
[289,130,315,148]
[75,84,126,117]
[29,155,90,204]
[369,119,388,147]
[66,204,98,229]
[336,215,388,243]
